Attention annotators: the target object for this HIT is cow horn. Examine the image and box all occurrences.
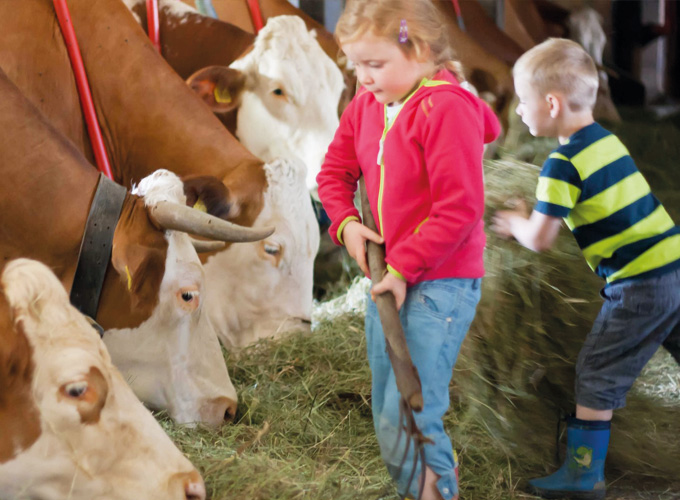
[150,201,274,242]
[190,238,227,253]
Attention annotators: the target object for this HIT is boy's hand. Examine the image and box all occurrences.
[491,209,525,237]
[371,272,407,310]
[342,220,384,276]
[491,204,562,252]
[491,197,530,238]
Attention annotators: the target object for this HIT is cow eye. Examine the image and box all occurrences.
[64,381,88,398]
[181,290,199,303]
[263,243,280,255]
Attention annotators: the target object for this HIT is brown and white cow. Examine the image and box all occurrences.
[0,67,266,426]
[0,0,318,351]
[0,259,206,500]
[126,0,344,193]
[124,0,325,346]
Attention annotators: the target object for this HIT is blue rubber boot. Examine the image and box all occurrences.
[528,416,610,500]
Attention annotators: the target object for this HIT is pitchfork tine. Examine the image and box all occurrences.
[390,399,407,458]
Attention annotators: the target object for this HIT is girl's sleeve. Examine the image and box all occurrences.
[316,99,363,246]
[386,92,494,282]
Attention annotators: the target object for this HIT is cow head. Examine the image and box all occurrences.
[204,158,319,349]
[102,170,239,426]
[0,258,205,500]
[187,15,344,195]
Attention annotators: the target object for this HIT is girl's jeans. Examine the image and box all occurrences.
[365,277,481,500]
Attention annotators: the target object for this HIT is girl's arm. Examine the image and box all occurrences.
[316,99,364,246]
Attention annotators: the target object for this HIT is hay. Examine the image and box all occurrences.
[157,111,680,499]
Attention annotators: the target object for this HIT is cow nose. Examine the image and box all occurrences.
[183,471,206,500]
[199,396,238,426]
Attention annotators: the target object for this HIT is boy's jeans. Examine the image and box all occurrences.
[576,267,680,410]
[365,278,481,500]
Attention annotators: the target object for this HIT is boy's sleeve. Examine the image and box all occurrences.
[316,98,362,246]
[385,92,487,282]
[534,153,582,218]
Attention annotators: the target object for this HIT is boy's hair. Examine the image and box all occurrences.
[513,38,599,112]
[335,0,464,79]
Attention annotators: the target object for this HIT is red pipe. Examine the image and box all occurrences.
[53,0,113,179]
[247,0,264,33]
[146,0,161,53]
[451,0,466,31]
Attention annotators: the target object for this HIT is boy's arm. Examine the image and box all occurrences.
[492,201,563,252]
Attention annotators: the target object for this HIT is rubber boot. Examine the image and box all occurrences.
[528,416,610,500]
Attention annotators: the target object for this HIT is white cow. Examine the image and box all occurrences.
[0,259,206,500]
[204,158,320,349]
[567,7,620,122]
[103,170,238,425]
[229,15,344,193]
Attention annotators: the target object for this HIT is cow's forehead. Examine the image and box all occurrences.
[242,16,342,88]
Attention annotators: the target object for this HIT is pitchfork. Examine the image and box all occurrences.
[359,177,433,500]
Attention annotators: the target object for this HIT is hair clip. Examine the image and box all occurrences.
[399,19,408,44]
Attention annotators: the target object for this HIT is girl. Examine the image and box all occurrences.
[316,1,500,499]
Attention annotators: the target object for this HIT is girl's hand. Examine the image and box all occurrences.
[371,272,407,311]
[342,220,384,276]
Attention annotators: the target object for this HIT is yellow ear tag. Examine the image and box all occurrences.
[125,265,132,291]
[193,199,207,212]
[213,85,232,104]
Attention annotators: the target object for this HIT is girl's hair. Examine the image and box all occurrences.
[335,0,464,80]
[513,38,599,112]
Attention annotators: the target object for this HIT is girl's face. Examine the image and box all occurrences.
[342,31,432,105]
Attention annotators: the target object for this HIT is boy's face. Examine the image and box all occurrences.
[342,32,425,105]
[514,74,556,138]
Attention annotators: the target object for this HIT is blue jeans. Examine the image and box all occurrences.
[575,268,680,410]
[365,278,481,500]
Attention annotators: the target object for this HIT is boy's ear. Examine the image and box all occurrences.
[546,93,561,118]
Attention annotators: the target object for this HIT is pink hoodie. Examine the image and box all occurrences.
[317,69,500,285]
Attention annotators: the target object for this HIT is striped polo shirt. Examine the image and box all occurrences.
[534,122,680,284]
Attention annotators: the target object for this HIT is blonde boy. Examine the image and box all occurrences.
[493,38,680,500]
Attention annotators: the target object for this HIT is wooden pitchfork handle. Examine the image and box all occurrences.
[359,177,424,412]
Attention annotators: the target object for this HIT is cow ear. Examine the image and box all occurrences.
[111,242,166,311]
[186,66,246,113]
[181,175,232,220]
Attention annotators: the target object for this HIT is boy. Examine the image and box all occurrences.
[492,38,680,500]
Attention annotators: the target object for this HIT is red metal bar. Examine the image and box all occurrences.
[247,0,264,33]
[53,0,113,180]
[451,0,466,31]
[146,0,161,53]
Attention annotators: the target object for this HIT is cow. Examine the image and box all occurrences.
[126,0,344,193]
[0,0,318,351]
[494,0,620,122]
[203,158,320,349]
[0,258,206,500]
[0,67,270,426]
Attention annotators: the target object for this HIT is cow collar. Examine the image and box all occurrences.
[70,174,127,336]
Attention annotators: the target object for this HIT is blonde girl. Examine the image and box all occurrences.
[317,0,500,498]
